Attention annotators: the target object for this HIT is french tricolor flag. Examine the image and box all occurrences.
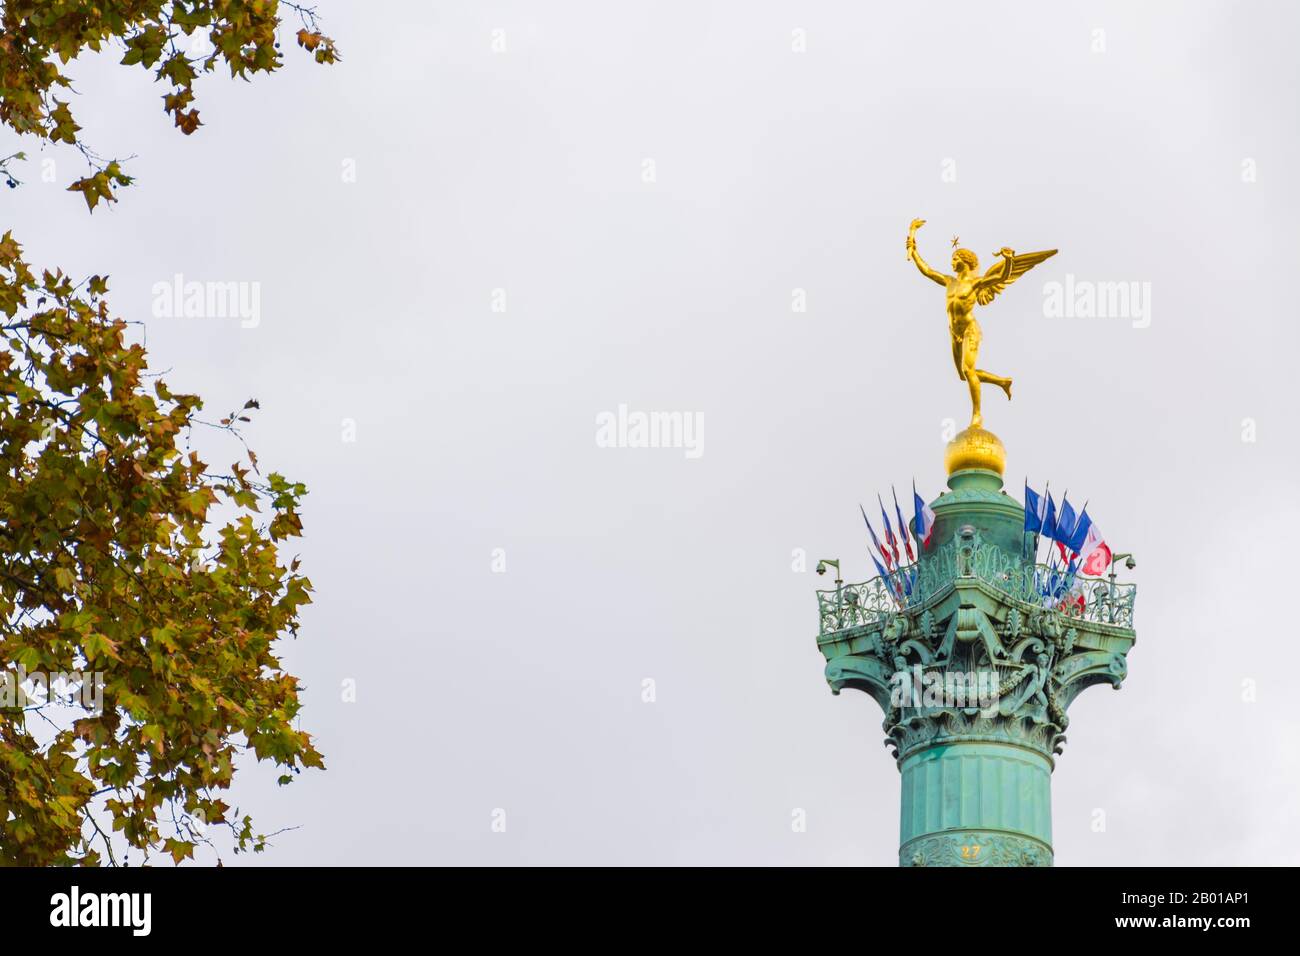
[912,481,936,550]
[860,503,894,571]
[1078,518,1112,576]
[893,487,915,563]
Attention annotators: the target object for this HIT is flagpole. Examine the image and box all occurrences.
[1023,477,1034,565]
[1037,480,1049,580]
[1034,481,1055,600]
[1050,488,1069,575]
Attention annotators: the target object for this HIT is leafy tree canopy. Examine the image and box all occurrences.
[1,1,335,865]
[0,0,338,207]
[0,234,322,865]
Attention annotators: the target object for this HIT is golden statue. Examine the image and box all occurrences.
[906,219,1056,475]
[906,218,1056,431]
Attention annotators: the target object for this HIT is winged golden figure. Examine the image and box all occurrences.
[906,219,1056,429]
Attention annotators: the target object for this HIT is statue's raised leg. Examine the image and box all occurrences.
[977,370,1012,400]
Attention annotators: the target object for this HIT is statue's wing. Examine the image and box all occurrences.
[976,249,1057,306]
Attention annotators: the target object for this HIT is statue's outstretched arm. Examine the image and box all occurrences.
[906,219,948,286]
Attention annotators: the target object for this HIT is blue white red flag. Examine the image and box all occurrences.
[1078,517,1111,576]
[860,503,893,571]
[912,481,936,549]
[893,487,915,563]
[879,495,901,567]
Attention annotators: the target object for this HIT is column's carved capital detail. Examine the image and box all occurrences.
[886,709,1061,763]
[817,535,1135,763]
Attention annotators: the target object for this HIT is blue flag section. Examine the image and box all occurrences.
[1042,492,1058,545]
[901,565,916,598]
[1066,505,1092,556]
[1053,497,1077,549]
[1024,482,1043,534]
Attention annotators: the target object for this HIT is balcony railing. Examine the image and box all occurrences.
[816,546,1136,637]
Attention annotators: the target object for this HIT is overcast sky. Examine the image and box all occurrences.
[5,0,1299,865]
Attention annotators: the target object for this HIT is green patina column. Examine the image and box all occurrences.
[814,430,1137,866]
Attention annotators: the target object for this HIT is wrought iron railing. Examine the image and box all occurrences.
[816,543,1136,637]
[815,573,904,634]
